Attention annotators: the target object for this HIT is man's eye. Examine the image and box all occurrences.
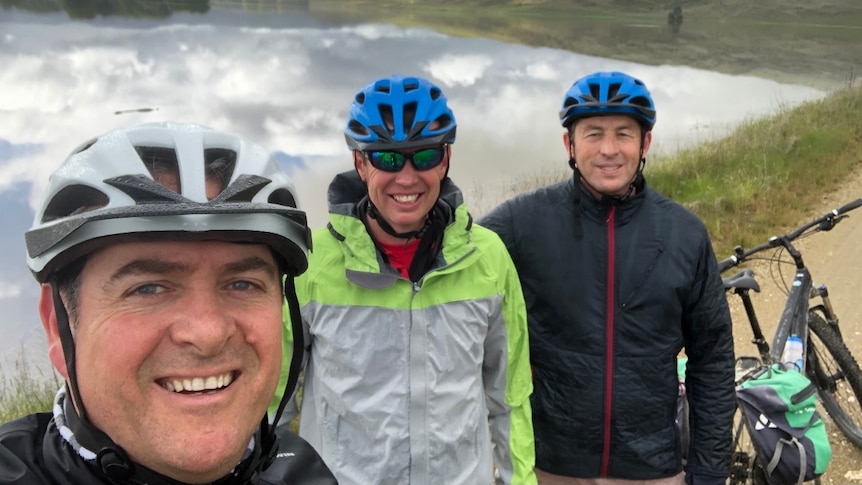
[230,280,256,291]
[131,284,163,295]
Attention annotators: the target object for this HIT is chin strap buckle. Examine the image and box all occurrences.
[96,446,134,480]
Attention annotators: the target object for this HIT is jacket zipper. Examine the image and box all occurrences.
[601,205,616,476]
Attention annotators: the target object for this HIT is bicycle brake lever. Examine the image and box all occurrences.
[818,214,845,232]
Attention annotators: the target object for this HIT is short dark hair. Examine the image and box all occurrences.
[55,257,86,325]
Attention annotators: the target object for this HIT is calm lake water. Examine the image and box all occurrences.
[0,5,824,375]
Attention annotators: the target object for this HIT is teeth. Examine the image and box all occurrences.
[163,372,233,393]
[393,194,418,203]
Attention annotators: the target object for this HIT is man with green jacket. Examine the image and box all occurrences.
[272,75,536,485]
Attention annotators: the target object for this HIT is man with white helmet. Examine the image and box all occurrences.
[0,122,338,485]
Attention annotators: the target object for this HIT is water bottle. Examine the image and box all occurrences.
[782,335,804,372]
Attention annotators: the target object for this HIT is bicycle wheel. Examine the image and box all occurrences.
[806,310,862,449]
[729,406,770,485]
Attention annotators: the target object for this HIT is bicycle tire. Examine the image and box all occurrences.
[729,407,770,485]
[806,311,862,449]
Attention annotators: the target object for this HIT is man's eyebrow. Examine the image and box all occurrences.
[224,256,278,278]
[109,259,190,282]
[107,256,278,283]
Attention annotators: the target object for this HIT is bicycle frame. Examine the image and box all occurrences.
[722,198,862,476]
[725,247,814,369]
[721,199,862,369]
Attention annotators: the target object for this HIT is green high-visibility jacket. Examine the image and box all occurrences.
[272,171,536,485]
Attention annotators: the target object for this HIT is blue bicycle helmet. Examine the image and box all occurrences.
[345,75,456,151]
[559,71,656,130]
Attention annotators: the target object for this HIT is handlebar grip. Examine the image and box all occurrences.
[717,256,737,273]
[835,198,862,216]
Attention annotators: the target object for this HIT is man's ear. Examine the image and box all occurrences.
[641,130,653,158]
[39,283,69,379]
[562,131,573,158]
[439,145,452,178]
[353,151,367,182]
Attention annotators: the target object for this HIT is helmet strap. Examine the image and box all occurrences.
[49,278,88,420]
[569,159,584,239]
[266,276,305,456]
[360,196,427,240]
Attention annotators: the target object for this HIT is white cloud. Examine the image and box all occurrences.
[0,283,22,299]
[425,54,494,87]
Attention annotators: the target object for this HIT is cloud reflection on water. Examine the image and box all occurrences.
[0,8,823,367]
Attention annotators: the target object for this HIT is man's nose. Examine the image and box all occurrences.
[599,135,621,155]
[169,290,237,356]
[395,160,421,182]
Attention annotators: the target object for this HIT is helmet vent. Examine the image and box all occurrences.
[402,102,417,134]
[375,84,391,95]
[136,146,181,193]
[268,188,297,209]
[429,87,442,100]
[204,148,236,198]
[607,82,622,100]
[629,96,651,108]
[403,80,419,93]
[433,113,452,130]
[348,120,368,137]
[379,104,394,133]
[355,92,366,105]
[42,185,108,222]
[72,139,97,156]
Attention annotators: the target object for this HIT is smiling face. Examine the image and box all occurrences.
[41,240,283,483]
[354,146,449,243]
[564,114,652,198]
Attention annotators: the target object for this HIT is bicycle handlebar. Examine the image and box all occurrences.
[717,198,862,273]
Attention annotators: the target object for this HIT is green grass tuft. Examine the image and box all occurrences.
[0,353,60,424]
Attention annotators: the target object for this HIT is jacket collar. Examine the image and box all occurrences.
[324,170,474,285]
[575,175,648,226]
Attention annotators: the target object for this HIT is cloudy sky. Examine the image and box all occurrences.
[0,7,823,375]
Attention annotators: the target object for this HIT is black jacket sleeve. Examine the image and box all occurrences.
[681,236,736,482]
[258,431,338,485]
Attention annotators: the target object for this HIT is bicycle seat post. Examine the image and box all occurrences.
[734,288,771,363]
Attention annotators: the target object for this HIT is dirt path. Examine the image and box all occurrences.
[725,164,862,483]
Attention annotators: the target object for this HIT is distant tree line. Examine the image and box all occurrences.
[0,0,209,19]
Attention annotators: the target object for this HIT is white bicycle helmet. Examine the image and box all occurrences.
[24,121,312,483]
[25,121,311,281]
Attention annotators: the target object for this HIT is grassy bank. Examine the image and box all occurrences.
[650,86,862,256]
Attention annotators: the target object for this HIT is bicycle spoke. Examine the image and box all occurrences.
[807,312,862,449]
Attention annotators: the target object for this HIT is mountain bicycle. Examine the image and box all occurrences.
[718,198,862,484]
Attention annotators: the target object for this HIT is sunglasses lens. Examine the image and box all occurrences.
[368,151,407,172]
[367,147,445,172]
[411,148,444,170]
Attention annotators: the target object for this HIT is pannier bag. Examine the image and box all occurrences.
[736,364,832,485]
